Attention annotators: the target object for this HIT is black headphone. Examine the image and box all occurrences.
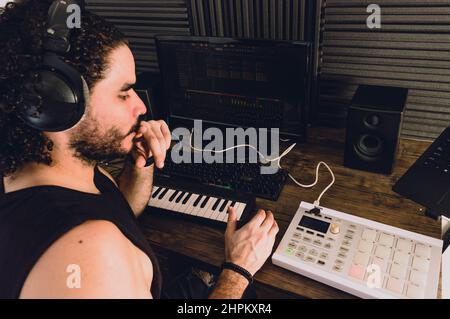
[21,0,88,132]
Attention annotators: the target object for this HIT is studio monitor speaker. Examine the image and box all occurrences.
[344,85,408,174]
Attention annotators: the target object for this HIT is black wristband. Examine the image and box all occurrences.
[222,262,253,284]
[126,155,154,167]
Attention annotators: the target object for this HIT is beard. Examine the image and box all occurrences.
[69,115,140,166]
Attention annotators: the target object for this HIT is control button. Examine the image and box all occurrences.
[320,252,329,260]
[372,256,388,273]
[306,230,314,235]
[299,245,308,253]
[305,256,316,263]
[333,265,343,272]
[349,224,357,229]
[344,234,354,240]
[406,284,425,299]
[389,263,407,279]
[339,246,349,253]
[393,251,410,266]
[309,249,318,257]
[330,223,340,235]
[396,238,413,253]
[412,256,430,272]
[346,229,355,234]
[288,242,297,249]
[295,251,305,259]
[338,252,347,259]
[293,233,302,239]
[409,269,427,287]
[358,240,374,253]
[342,240,352,247]
[386,277,404,295]
[313,240,323,247]
[379,233,395,247]
[285,248,294,255]
[375,245,392,260]
[348,264,365,281]
[414,244,431,259]
[353,252,370,266]
[362,228,377,242]
[303,237,312,243]
[324,243,332,249]
[327,237,335,242]
[317,260,326,266]
[335,259,344,265]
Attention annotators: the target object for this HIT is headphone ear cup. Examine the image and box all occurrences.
[20,53,87,132]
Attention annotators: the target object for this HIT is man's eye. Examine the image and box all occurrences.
[119,95,130,101]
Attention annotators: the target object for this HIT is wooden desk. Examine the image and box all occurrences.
[138,127,441,299]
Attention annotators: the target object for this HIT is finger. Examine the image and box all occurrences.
[159,120,172,150]
[149,124,167,167]
[226,207,238,235]
[141,123,165,168]
[248,209,266,228]
[133,142,150,168]
[260,210,275,232]
[268,220,279,238]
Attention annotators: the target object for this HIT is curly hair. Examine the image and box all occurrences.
[0,0,128,176]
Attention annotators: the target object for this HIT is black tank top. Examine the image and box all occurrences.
[0,166,162,298]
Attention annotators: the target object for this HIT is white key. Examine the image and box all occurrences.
[210,199,225,220]
[172,192,190,213]
[362,228,377,242]
[185,194,200,215]
[379,233,395,247]
[151,186,160,195]
[148,188,165,207]
[353,252,370,266]
[178,193,194,213]
[151,189,172,208]
[198,197,217,218]
[159,189,178,209]
[235,202,246,220]
[190,195,206,216]
[165,190,182,211]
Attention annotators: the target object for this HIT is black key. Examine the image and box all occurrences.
[200,196,210,208]
[151,187,162,198]
[230,201,237,208]
[158,188,169,200]
[193,195,204,207]
[182,193,192,204]
[169,190,180,202]
[211,198,222,211]
[175,191,186,203]
[219,200,230,212]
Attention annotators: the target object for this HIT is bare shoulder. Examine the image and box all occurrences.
[20,220,151,298]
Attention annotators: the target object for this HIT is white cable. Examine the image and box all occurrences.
[185,129,335,206]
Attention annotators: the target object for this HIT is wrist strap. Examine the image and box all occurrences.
[222,262,253,284]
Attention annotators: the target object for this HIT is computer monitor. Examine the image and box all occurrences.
[155,36,312,141]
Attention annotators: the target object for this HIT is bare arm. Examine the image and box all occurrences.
[118,162,154,217]
[118,120,171,217]
[209,208,279,299]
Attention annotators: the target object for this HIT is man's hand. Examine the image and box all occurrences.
[131,120,171,169]
[225,208,279,276]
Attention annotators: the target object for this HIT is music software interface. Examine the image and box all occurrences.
[156,38,311,139]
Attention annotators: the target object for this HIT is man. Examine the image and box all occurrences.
[0,0,278,298]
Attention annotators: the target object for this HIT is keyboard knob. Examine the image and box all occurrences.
[330,224,340,235]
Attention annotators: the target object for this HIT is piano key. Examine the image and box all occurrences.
[151,187,161,198]
[198,197,216,218]
[168,190,180,202]
[158,189,177,209]
[182,193,193,205]
[185,194,200,215]
[193,195,204,207]
[220,201,233,222]
[210,199,225,220]
[172,193,190,213]
[200,196,210,209]
[175,191,186,203]
[211,198,222,211]
[235,202,246,220]
[219,199,229,212]
[191,196,208,216]
[158,188,169,200]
